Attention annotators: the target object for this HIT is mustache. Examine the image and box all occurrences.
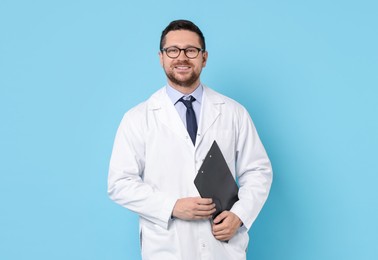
[172,61,193,66]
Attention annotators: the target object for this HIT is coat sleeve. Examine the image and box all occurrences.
[230,107,273,230]
[107,110,177,230]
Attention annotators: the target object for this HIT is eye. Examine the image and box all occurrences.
[167,47,179,54]
[186,48,197,54]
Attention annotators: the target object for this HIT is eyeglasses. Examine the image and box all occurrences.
[161,46,204,59]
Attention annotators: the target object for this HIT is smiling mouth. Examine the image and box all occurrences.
[174,65,191,70]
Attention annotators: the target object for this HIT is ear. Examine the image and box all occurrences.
[159,51,164,67]
[202,51,208,68]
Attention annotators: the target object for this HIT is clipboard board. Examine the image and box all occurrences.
[194,141,239,218]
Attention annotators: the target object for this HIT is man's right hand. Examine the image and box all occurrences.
[172,197,216,221]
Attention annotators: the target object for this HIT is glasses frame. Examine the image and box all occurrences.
[161,46,205,59]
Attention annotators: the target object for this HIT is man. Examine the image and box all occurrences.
[108,20,272,260]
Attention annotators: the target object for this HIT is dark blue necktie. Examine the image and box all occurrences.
[179,96,198,145]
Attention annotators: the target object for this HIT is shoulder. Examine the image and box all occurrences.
[123,87,166,118]
[203,86,249,115]
[118,87,166,130]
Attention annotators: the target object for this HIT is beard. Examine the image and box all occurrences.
[164,62,201,88]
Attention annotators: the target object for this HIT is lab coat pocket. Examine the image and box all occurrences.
[224,228,249,259]
[140,219,179,259]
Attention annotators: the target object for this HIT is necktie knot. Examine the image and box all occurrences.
[179,96,196,109]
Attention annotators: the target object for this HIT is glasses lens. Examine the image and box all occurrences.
[185,47,199,58]
[166,47,180,58]
[164,47,201,59]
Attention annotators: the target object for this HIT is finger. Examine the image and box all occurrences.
[196,203,216,211]
[195,211,213,217]
[196,197,213,205]
[212,225,228,235]
[193,214,213,220]
[213,211,228,224]
[212,218,229,231]
[214,234,230,241]
[212,223,226,233]
[195,208,216,217]
[213,228,233,240]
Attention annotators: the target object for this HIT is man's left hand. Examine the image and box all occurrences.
[212,211,242,241]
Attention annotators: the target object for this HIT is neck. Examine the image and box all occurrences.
[168,80,201,95]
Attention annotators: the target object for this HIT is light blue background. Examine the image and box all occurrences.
[1,0,377,259]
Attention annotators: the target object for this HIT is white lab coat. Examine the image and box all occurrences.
[108,86,272,260]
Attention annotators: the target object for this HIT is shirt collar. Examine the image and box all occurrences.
[166,84,203,105]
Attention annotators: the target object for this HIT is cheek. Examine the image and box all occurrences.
[160,56,171,69]
[163,62,174,72]
[160,60,169,69]
[195,62,205,70]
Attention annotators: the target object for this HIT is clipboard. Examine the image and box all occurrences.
[194,141,239,218]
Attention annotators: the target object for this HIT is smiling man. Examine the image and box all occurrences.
[108,20,272,260]
[159,29,207,93]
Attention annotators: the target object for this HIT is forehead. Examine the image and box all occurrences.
[164,30,201,47]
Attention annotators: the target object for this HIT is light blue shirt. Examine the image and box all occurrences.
[165,84,203,128]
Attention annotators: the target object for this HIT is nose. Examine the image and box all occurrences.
[177,49,189,60]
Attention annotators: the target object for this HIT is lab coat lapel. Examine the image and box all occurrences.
[148,88,189,141]
[197,86,224,145]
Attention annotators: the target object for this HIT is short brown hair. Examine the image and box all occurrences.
[160,20,206,51]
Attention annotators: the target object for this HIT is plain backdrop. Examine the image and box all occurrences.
[1,0,377,259]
